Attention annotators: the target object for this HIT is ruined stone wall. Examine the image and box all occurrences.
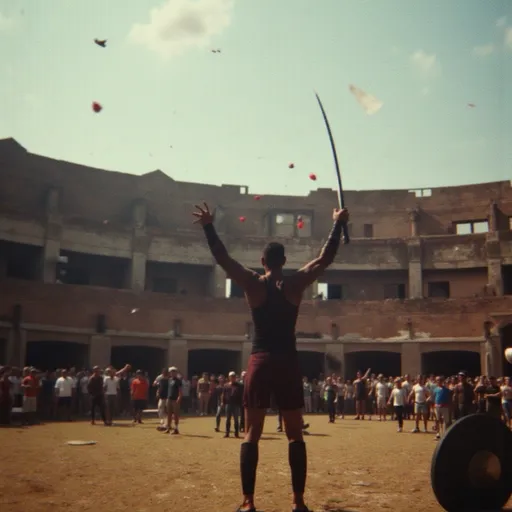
[2,280,511,340]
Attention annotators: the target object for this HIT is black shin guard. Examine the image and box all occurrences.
[240,442,259,495]
[288,441,307,494]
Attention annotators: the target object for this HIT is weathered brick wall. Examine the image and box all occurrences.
[1,138,511,241]
[1,280,511,340]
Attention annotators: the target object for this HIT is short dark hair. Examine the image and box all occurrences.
[263,242,285,269]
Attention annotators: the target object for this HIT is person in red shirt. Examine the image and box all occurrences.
[130,370,149,424]
[22,368,39,425]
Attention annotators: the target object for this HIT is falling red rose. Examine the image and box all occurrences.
[309,173,317,181]
[254,195,261,201]
[92,102,102,113]
[288,163,295,169]
[297,221,304,229]
[239,216,246,222]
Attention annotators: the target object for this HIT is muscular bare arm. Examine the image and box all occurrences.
[289,208,349,293]
[193,203,259,290]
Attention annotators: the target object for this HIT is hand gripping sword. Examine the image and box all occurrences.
[314,92,350,244]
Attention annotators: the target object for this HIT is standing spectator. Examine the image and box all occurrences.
[324,377,337,423]
[79,371,90,416]
[180,374,191,414]
[222,371,242,438]
[336,378,345,419]
[485,376,502,420]
[88,366,108,426]
[433,376,452,440]
[453,371,474,419]
[388,378,407,432]
[303,377,312,413]
[197,373,210,416]
[54,369,74,421]
[190,375,198,414]
[131,370,149,424]
[410,375,429,433]
[8,367,23,409]
[373,374,389,422]
[154,368,169,430]
[208,375,217,414]
[239,371,246,433]
[354,369,371,420]
[103,368,120,424]
[119,373,131,417]
[501,376,512,428]
[344,380,354,415]
[166,367,182,435]
[0,366,12,425]
[21,368,39,425]
[39,371,56,420]
[214,375,226,432]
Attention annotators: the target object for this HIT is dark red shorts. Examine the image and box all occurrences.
[243,352,304,410]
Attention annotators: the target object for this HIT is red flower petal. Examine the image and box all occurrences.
[239,216,246,222]
[92,102,102,113]
[288,163,295,169]
[297,221,304,229]
[309,173,317,181]
[254,195,261,200]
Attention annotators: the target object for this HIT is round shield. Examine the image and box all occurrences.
[431,414,512,511]
[66,440,97,446]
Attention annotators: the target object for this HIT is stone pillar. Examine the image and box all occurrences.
[89,335,112,368]
[488,201,499,232]
[401,342,421,376]
[407,239,423,299]
[6,328,27,367]
[408,209,420,237]
[210,264,227,298]
[486,233,503,296]
[42,188,63,283]
[167,339,189,376]
[129,200,149,292]
[241,341,252,371]
[325,342,344,377]
[484,336,501,377]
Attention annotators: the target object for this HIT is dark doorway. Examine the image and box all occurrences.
[345,351,401,379]
[501,324,512,376]
[0,241,42,281]
[0,338,6,364]
[421,350,481,377]
[298,351,325,379]
[26,341,89,371]
[503,266,512,296]
[188,349,241,377]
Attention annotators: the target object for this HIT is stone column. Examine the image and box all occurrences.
[129,200,149,292]
[408,209,420,237]
[486,233,503,296]
[325,342,344,377]
[42,188,63,283]
[6,328,27,367]
[407,239,423,299]
[484,336,501,377]
[401,342,421,376]
[167,339,189,376]
[89,335,112,368]
[209,264,226,298]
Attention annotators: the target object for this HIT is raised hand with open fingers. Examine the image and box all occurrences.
[192,202,214,226]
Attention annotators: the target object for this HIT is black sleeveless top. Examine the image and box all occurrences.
[250,277,299,354]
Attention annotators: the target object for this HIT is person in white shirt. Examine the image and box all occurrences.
[401,374,412,420]
[388,378,407,432]
[373,375,389,421]
[104,368,120,424]
[303,377,312,413]
[54,369,74,421]
[180,375,191,414]
[79,371,90,416]
[409,375,429,433]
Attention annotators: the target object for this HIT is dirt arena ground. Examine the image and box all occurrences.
[0,414,462,512]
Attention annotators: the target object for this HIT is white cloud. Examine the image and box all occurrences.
[128,0,235,58]
[472,43,495,57]
[496,16,507,28]
[0,11,14,31]
[410,50,441,77]
[506,27,512,50]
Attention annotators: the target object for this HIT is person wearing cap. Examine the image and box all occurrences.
[452,371,474,420]
[21,368,39,425]
[166,366,182,434]
[131,370,149,424]
[221,371,243,438]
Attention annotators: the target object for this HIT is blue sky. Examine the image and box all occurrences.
[0,0,510,197]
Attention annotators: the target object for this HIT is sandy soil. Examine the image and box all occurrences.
[0,415,476,512]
